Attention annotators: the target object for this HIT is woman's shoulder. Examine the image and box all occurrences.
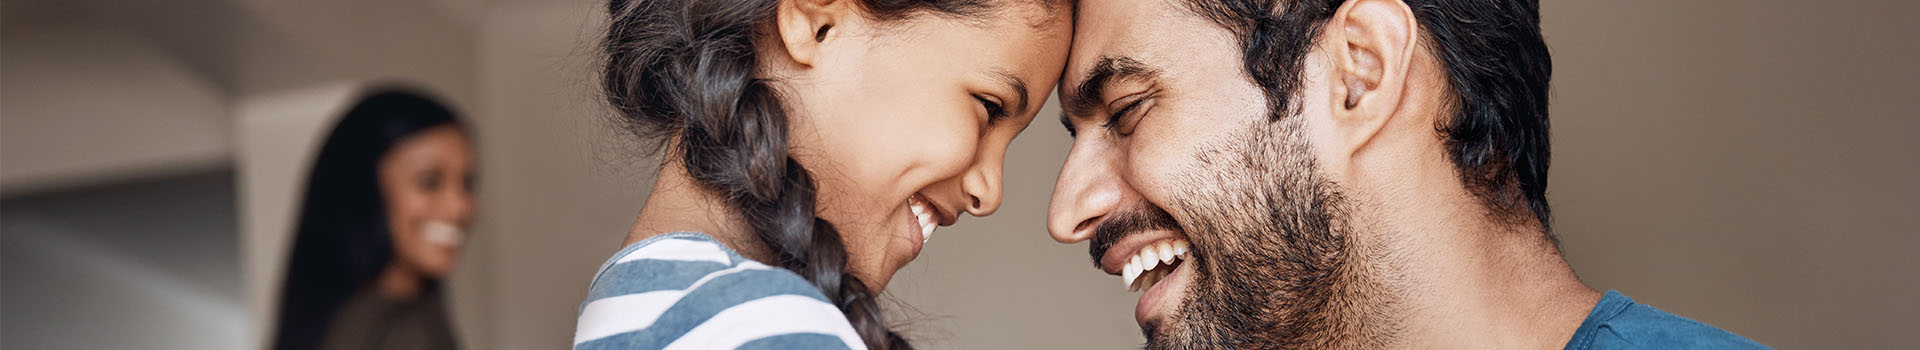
[574,232,865,350]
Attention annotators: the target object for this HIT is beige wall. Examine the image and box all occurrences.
[462,2,647,348]
[1544,1,1919,348]
[217,0,1919,349]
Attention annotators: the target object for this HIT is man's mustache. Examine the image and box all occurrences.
[1088,205,1183,270]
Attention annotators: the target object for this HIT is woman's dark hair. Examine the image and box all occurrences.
[1182,0,1555,234]
[598,0,1022,348]
[273,87,465,350]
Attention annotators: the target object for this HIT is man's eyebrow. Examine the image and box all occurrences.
[1061,56,1159,132]
[992,70,1032,117]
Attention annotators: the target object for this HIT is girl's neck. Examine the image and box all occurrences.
[628,156,778,263]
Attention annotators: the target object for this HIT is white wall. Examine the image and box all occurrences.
[0,5,247,348]
[0,3,232,197]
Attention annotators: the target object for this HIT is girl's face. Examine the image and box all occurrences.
[780,2,1071,291]
[378,125,477,280]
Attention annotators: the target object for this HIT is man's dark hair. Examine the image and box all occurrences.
[1183,0,1554,235]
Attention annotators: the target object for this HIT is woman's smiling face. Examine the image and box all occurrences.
[378,125,476,280]
[779,1,1070,291]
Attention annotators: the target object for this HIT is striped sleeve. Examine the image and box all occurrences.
[574,233,866,350]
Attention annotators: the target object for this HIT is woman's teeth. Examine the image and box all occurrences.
[422,221,465,248]
[909,197,936,244]
[1124,239,1190,292]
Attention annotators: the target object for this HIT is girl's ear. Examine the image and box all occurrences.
[775,0,848,66]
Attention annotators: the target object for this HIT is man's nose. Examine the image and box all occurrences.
[1048,140,1126,243]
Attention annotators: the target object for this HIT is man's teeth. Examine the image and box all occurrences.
[1124,239,1190,292]
[910,197,936,244]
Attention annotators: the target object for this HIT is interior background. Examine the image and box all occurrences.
[2,0,1914,348]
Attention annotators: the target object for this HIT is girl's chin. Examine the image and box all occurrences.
[859,233,924,292]
[903,224,927,257]
[856,263,906,294]
[892,226,927,267]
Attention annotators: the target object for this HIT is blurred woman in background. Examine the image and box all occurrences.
[274,88,476,350]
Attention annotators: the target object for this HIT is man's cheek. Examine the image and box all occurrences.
[1124,131,1195,203]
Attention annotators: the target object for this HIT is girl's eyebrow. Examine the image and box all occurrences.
[990,69,1033,116]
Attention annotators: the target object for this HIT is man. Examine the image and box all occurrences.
[1047,0,1766,348]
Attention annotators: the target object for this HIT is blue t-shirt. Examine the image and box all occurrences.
[573,232,865,350]
[1565,290,1767,350]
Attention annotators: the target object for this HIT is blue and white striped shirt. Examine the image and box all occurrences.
[574,232,866,350]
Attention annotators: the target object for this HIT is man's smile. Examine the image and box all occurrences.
[1099,232,1195,327]
[1088,204,1197,329]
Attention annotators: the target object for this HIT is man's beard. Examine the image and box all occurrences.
[1140,115,1400,349]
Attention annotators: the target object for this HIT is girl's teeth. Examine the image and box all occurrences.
[921,217,935,243]
[910,198,937,244]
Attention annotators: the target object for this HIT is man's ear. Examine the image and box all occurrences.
[775,0,845,66]
[1328,0,1417,153]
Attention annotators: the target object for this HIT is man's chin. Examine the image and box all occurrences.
[1141,319,1180,350]
[1135,254,1195,328]
[1136,258,1203,349]
[1142,319,1210,350]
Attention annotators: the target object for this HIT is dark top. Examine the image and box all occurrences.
[320,288,460,350]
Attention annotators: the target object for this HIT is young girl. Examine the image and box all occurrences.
[574,0,1069,349]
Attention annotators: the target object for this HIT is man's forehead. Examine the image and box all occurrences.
[1061,0,1182,97]
[1066,2,1136,73]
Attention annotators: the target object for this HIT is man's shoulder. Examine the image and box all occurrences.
[1590,304,1769,350]
[1569,291,1769,350]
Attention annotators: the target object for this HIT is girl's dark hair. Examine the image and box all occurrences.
[273,87,465,350]
[600,0,1003,348]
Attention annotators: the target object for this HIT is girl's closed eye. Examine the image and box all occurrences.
[975,94,1010,123]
